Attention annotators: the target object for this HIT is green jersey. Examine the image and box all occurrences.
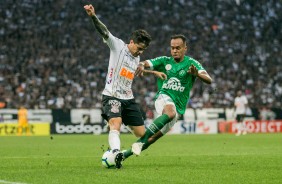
[148,56,205,114]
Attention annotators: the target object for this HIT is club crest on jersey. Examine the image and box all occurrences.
[109,100,121,113]
[179,70,186,78]
[165,64,172,71]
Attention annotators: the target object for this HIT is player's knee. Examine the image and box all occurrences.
[163,105,177,120]
[165,111,176,120]
[108,118,122,131]
[109,125,121,131]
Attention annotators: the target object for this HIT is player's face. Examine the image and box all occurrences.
[170,38,187,62]
[128,40,147,57]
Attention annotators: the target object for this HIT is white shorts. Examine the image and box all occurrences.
[154,94,178,134]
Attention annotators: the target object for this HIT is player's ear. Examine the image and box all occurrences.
[129,40,134,44]
[185,45,188,52]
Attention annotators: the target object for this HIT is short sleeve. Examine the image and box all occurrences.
[191,58,205,72]
[147,56,168,70]
[105,32,125,50]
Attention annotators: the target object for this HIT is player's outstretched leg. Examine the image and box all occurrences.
[123,131,164,159]
[123,142,149,158]
[131,114,170,155]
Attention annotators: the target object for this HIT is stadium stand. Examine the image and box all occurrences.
[0,0,281,113]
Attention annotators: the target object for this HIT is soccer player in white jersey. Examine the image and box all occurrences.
[84,4,165,168]
[123,34,213,159]
[234,90,248,136]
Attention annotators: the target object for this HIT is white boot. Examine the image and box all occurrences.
[132,142,144,156]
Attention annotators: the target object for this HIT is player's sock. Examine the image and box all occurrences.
[138,114,170,144]
[124,136,160,158]
[109,130,120,150]
[123,132,163,158]
[242,122,247,134]
[141,142,150,151]
[239,122,244,132]
[127,115,170,156]
[130,114,170,155]
[123,149,133,159]
[123,142,152,159]
[236,123,242,136]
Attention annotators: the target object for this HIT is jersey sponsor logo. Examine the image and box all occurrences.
[162,77,185,92]
[120,67,134,80]
[165,64,172,71]
[107,68,114,84]
[109,100,121,113]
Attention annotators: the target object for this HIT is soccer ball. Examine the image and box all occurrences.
[101,150,116,168]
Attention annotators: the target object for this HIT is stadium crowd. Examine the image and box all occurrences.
[0,0,281,114]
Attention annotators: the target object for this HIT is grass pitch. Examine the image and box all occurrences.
[0,134,282,184]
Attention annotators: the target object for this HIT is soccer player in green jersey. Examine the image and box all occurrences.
[123,34,213,159]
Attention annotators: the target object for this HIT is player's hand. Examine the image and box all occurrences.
[135,63,144,77]
[154,71,167,80]
[84,4,95,16]
[188,64,198,76]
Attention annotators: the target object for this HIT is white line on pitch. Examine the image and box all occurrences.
[0,180,29,184]
[0,156,97,159]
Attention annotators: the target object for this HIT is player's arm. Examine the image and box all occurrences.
[143,70,167,80]
[135,60,151,77]
[84,4,109,40]
[188,64,212,84]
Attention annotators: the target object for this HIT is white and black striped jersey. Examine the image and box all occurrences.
[102,32,140,99]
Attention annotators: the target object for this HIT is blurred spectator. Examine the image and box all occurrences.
[259,106,276,120]
[0,0,281,111]
[17,105,30,136]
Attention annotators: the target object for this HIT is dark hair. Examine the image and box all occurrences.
[131,29,152,47]
[170,34,187,45]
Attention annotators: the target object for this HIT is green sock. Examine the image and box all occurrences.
[123,149,133,158]
[123,114,170,159]
[123,142,150,159]
[123,137,158,159]
[138,114,170,144]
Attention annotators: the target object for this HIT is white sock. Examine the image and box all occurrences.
[108,130,120,151]
[239,122,244,131]
[242,122,247,132]
[236,123,242,132]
